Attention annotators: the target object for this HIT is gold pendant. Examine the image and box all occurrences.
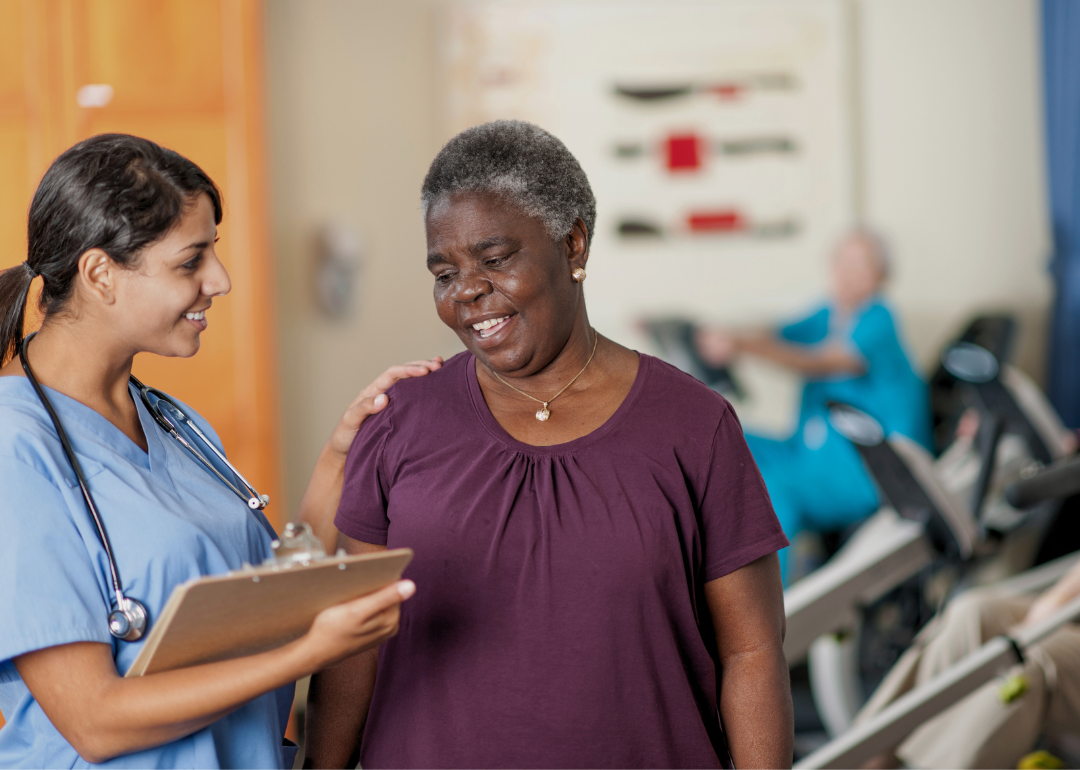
[535,404,551,422]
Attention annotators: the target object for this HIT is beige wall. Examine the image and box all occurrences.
[266,0,461,513]
[265,0,1051,510]
[858,0,1050,375]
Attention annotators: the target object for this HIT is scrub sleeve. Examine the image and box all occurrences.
[779,306,830,345]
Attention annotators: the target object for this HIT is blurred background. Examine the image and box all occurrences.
[2,0,1075,522]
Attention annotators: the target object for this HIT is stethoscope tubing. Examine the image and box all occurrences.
[19,334,133,613]
[130,376,267,510]
[17,333,270,641]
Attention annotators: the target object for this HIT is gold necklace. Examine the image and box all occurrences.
[489,330,599,422]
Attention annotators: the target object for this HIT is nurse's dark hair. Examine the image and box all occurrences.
[421,120,596,244]
[0,133,222,365]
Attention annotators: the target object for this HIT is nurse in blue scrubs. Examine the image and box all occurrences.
[697,231,931,583]
[0,134,438,768]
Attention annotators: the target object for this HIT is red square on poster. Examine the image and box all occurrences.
[665,133,702,171]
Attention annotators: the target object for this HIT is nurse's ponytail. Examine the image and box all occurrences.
[0,133,222,366]
[0,262,35,366]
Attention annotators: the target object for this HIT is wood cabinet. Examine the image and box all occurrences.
[0,0,282,540]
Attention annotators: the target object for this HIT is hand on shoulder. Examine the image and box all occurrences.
[328,358,444,458]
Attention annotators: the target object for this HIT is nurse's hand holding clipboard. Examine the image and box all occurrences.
[0,133,439,769]
[15,577,415,764]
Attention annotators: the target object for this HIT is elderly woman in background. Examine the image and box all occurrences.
[696,232,931,583]
[305,121,792,769]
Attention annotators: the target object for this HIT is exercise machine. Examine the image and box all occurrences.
[788,341,1073,735]
[796,454,1080,768]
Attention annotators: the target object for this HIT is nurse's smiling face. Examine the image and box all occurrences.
[109,193,231,358]
[425,191,589,376]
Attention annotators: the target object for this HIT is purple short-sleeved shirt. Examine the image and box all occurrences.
[336,352,787,768]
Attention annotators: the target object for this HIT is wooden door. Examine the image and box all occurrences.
[0,1,282,535]
[0,1,37,282]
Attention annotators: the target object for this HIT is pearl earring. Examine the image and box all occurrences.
[571,267,587,283]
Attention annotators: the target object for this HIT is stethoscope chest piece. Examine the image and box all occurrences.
[108,597,149,641]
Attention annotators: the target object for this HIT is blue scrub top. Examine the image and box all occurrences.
[0,377,294,769]
[779,296,932,450]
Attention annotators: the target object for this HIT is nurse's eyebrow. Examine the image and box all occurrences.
[175,235,220,254]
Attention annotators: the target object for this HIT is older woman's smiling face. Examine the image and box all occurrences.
[426,191,587,377]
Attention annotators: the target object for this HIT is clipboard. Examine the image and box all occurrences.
[125,524,412,677]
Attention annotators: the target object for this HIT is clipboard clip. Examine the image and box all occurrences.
[263,522,328,569]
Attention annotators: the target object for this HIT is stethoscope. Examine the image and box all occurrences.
[19,334,271,642]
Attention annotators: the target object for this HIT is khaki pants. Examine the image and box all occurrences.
[854,588,1080,769]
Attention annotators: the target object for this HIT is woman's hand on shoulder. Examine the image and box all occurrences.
[301,359,442,554]
[299,579,416,671]
[327,358,443,458]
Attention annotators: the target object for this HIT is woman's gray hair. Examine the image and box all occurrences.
[844,227,892,280]
[421,120,597,243]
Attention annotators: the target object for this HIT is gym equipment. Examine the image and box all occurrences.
[644,312,1074,739]
[788,341,1072,736]
[1007,454,1080,509]
[796,455,1080,769]
[928,314,1017,453]
[642,318,744,398]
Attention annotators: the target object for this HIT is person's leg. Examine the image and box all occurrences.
[914,590,1032,682]
[897,611,1061,769]
[744,433,802,584]
[897,665,1047,769]
[857,590,1036,766]
[914,622,1080,768]
[1039,623,1080,743]
[857,589,1012,722]
[793,426,880,532]
[901,621,1080,768]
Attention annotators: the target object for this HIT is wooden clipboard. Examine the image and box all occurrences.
[125,548,413,677]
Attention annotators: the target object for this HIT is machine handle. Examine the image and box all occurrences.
[1005,455,1080,508]
[969,412,1004,521]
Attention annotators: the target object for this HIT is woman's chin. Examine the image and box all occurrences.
[472,346,538,378]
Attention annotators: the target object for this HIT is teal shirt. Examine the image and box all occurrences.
[0,378,294,769]
[779,297,932,450]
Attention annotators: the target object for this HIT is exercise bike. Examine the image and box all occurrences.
[787,341,1074,737]
[796,452,1080,768]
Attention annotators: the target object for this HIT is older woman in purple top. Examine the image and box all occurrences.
[306,121,793,769]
